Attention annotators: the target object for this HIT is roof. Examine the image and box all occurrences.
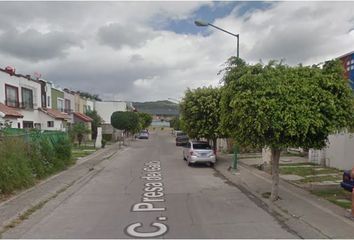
[338,50,354,59]
[73,112,93,122]
[0,103,23,118]
[40,108,70,120]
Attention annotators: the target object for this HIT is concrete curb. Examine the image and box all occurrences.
[0,142,122,234]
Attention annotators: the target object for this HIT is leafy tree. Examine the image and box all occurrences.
[220,57,354,201]
[70,122,91,146]
[180,87,222,151]
[86,110,103,140]
[137,112,153,130]
[78,91,102,101]
[170,116,181,130]
[111,111,140,139]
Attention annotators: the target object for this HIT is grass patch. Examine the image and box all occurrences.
[298,175,342,183]
[279,162,317,166]
[262,192,271,198]
[72,151,92,159]
[71,145,97,160]
[311,188,352,209]
[280,163,341,178]
[280,166,317,176]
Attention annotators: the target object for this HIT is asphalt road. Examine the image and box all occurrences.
[3,129,296,239]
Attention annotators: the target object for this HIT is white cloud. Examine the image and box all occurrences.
[212,1,354,65]
[0,1,353,102]
[133,76,158,89]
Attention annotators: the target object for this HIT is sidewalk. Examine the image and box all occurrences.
[215,153,354,239]
[0,142,122,235]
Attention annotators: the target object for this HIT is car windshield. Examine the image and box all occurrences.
[193,143,211,149]
[176,132,186,136]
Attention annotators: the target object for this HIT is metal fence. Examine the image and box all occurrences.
[0,128,69,146]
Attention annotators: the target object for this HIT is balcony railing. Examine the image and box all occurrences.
[19,102,36,110]
[5,100,19,108]
[64,108,73,114]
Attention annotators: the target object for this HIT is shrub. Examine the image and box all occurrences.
[0,132,73,194]
[53,137,72,166]
[0,138,34,194]
[102,134,112,142]
[26,141,47,179]
[101,139,107,148]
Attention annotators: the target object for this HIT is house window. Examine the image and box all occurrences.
[47,121,54,127]
[65,99,71,113]
[34,123,41,129]
[57,98,64,112]
[21,87,34,109]
[23,121,34,129]
[5,84,19,107]
[47,96,51,107]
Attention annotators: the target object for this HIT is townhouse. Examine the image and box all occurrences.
[0,67,70,131]
[0,66,132,142]
[0,67,94,132]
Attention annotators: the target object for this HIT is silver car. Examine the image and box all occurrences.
[182,141,216,167]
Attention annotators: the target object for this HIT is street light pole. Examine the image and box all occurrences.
[195,20,240,172]
[194,20,240,58]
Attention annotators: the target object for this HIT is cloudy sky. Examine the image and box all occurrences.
[0,1,353,102]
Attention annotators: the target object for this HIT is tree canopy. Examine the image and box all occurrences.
[111,111,140,134]
[220,57,354,201]
[180,86,222,149]
[220,58,354,150]
[85,110,103,140]
[137,112,153,130]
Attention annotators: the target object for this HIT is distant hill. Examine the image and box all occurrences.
[133,100,179,116]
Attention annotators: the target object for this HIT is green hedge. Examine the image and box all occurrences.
[0,131,72,194]
[102,134,112,142]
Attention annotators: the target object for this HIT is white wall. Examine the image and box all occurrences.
[95,101,127,124]
[0,72,41,108]
[45,81,52,109]
[0,72,43,128]
[86,99,94,112]
[0,117,18,128]
[324,133,354,170]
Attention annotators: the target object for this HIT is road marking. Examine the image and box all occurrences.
[158,216,167,221]
[125,160,168,238]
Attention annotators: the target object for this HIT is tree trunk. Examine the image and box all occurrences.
[212,138,217,153]
[270,147,281,202]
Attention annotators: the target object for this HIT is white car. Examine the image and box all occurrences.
[183,140,216,167]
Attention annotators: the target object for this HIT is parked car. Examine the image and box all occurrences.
[138,132,149,139]
[176,135,189,146]
[175,131,185,137]
[182,140,216,167]
[340,170,354,192]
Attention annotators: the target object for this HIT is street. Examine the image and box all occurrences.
[3,130,296,239]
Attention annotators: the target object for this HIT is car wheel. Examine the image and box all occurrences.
[209,162,214,168]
